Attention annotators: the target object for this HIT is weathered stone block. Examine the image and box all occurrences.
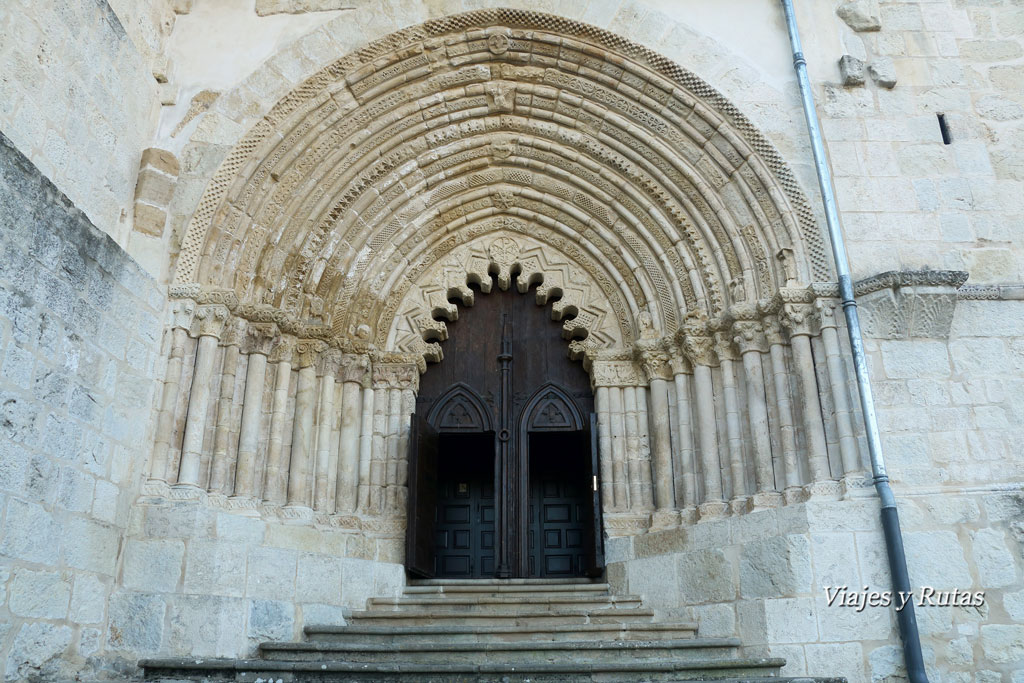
[980,624,1024,664]
[839,55,865,86]
[167,595,247,657]
[4,622,74,681]
[248,599,295,641]
[62,516,119,575]
[904,531,973,588]
[0,498,61,564]
[764,597,818,643]
[8,568,72,619]
[133,202,167,237]
[740,535,812,599]
[811,532,861,590]
[123,539,185,593]
[70,572,107,624]
[805,642,864,679]
[134,168,175,206]
[296,552,344,603]
[246,546,297,599]
[971,528,1017,587]
[868,57,897,89]
[183,539,247,597]
[837,2,881,31]
[816,594,893,642]
[677,548,734,603]
[106,591,165,654]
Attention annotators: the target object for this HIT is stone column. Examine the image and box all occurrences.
[681,327,726,519]
[337,354,369,514]
[286,340,322,511]
[396,384,416,514]
[209,319,245,494]
[357,377,375,514]
[669,354,697,517]
[313,349,341,512]
[635,385,655,510]
[372,360,419,515]
[233,323,277,500]
[764,317,801,500]
[149,300,194,483]
[639,347,675,526]
[781,302,832,488]
[733,320,779,507]
[715,331,746,510]
[263,336,295,504]
[594,385,616,513]
[178,304,229,487]
[609,387,629,509]
[817,300,861,478]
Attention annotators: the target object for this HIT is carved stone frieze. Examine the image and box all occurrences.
[849,270,970,340]
[590,360,643,388]
[372,362,420,391]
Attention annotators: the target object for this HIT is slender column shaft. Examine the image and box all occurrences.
[623,387,644,510]
[385,388,402,512]
[179,334,219,486]
[209,344,240,493]
[369,387,388,515]
[672,371,696,508]
[337,381,362,513]
[326,381,343,510]
[234,352,267,498]
[608,387,629,509]
[635,386,655,510]
[791,334,830,482]
[287,365,317,507]
[693,364,722,502]
[719,357,746,499]
[821,322,860,475]
[595,387,616,513]
[313,368,337,511]
[740,349,774,493]
[356,386,374,512]
[150,325,188,481]
[264,357,293,503]
[396,387,415,514]
[647,378,674,512]
[768,341,800,489]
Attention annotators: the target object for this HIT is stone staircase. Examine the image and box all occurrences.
[140,579,844,682]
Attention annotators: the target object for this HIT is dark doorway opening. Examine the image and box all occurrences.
[434,433,495,578]
[528,431,590,578]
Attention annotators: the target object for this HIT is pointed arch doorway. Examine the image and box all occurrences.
[405,281,603,579]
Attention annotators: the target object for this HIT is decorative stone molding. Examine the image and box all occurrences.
[372,361,420,391]
[590,358,643,388]
[849,270,969,339]
[959,284,1024,300]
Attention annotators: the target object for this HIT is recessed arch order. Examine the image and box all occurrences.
[172,7,831,364]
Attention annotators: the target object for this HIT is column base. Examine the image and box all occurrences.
[141,478,172,498]
[697,500,729,520]
[748,491,783,510]
[804,479,843,500]
[649,509,681,530]
[603,512,651,537]
[279,504,315,523]
[783,486,807,505]
[168,483,204,501]
[841,471,875,498]
[225,495,262,515]
[679,506,698,525]
[729,496,750,515]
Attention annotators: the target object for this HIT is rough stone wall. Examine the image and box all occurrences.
[0,133,164,680]
[0,0,160,249]
[610,492,1024,683]
[108,500,403,660]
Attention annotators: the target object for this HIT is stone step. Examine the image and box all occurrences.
[408,577,599,586]
[346,606,656,627]
[366,594,642,611]
[303,621,700,644]
[402,582,611,596]
[258,638,741,664]
[141,656,822,682]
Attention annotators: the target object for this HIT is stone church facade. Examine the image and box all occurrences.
[0,1,1022,681]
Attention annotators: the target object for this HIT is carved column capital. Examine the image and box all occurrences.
[270,335,297,363]
[242,323,279,356]
[816,299,840,330]
[339,354,371,387]
[590,360,642,388]
[781,302,820,337]
[763,317,787,346]
[294,339,327,369]
[732,320,768,354]
[170,299,196,331]
[220,317,247,347]
[319,348,343,377]
[668,352,692,375]
[194,304,230,339]
[713,331,739,362]
[635,340,673,382]
[680,332,718,367]
[372,362,420,391]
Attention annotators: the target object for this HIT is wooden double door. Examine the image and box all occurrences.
[406,284,604,579]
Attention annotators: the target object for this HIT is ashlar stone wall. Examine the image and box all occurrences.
[0,133,165,680]
[0,0,161,249]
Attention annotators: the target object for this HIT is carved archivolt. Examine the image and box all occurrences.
[172,9,831,350]
[385,232,626,364]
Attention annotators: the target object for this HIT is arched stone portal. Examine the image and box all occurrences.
[146,9,865,568]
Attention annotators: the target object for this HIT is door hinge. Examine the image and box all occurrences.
[592,475,598,492]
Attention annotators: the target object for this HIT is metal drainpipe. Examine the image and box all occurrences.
[778,2,929,681]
